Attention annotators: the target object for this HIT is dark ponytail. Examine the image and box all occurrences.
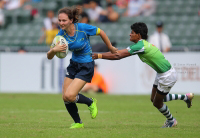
[72,7,79,23]
[58,6,80,23]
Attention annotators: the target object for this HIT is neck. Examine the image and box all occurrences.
[66,24,75,36]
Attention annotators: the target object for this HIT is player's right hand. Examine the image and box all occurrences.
[53,41,67,53]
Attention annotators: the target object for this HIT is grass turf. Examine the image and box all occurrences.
[0,93,199,138]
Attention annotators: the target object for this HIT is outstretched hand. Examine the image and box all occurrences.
[92,53,98,60]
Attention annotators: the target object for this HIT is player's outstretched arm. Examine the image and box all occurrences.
[92,49,131,60]
[99,29,118,54]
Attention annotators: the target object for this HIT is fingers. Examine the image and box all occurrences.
[110,46,118,54]
[54,43,67,52]
[61,50,66,53]
[111,48,118,54]
[59,44,67,49]
[61,44,67,49]
[56,41,60,45]
[92,53,98,59]
[115,51,120,56]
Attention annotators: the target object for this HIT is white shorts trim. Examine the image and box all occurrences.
[154,67,177,93]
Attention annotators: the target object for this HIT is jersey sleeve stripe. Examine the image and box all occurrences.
[132,47,145,54]
[96,28,100,35]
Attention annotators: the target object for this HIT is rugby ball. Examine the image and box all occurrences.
[51,35,68,58]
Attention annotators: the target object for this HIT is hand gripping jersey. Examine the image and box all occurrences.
[57,23,100,63]
[127,39,171,73]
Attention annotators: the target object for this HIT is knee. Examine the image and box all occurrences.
[63,93,76,102]
[153,101,163,109]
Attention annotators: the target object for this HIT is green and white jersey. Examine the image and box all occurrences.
[127,39,171,73]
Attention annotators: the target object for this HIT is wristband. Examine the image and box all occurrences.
[98,53,102,59]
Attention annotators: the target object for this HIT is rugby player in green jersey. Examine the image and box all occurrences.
[92,22,194,128]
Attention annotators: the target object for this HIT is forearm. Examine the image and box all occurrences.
[47,48,56,59]
[99,30,112,49]
[98,52,120,60]
[93,49,131,60]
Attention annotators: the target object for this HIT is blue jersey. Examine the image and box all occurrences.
[57,23,100,63]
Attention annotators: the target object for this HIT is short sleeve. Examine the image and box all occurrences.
[81,23,100,36]
[127,42,145,55]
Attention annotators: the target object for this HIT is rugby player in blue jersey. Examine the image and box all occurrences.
[47,6,117,129]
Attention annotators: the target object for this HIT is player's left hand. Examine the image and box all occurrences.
[92,53,98,59]
[110,46,118,54]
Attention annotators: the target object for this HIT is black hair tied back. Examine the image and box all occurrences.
[72,7,79,23]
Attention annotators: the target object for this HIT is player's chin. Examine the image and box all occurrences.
[60,26,66,30]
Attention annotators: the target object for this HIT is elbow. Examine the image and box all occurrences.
[47,54,52,60]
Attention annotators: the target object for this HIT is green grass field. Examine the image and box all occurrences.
[0,93,199,138]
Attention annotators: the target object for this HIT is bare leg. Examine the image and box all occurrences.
[150,86,157,103]
[82,84,99,93]
[153,91,175,124]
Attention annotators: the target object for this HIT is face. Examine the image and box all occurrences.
[52,23,57,29]
[47,11,54,18]
[130,30,140,43]
[107,6,112,13]
[58,13,73,30]
[90,1,97,9]
[157,27,163,33]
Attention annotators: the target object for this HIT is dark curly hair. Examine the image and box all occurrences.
[58,7,79,23]
[131,22,148,40]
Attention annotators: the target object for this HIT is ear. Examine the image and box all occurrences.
[138,33,142,39]
[70,19,73,23]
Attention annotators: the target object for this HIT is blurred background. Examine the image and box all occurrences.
[0,0,199,94]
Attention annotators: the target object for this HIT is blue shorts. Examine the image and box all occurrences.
[66,59,95,82]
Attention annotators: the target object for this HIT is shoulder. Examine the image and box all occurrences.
[162,33,169,38]
[78,23,96,30]
[77,23,92,27]
[43,18,50,23]
[134,40,145,47]
[128,41,144,50]
[57,29,64,35]
[150,32,158,36]
[149,32,158,39]
[96,6,103,11]
[77,23,85,30]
